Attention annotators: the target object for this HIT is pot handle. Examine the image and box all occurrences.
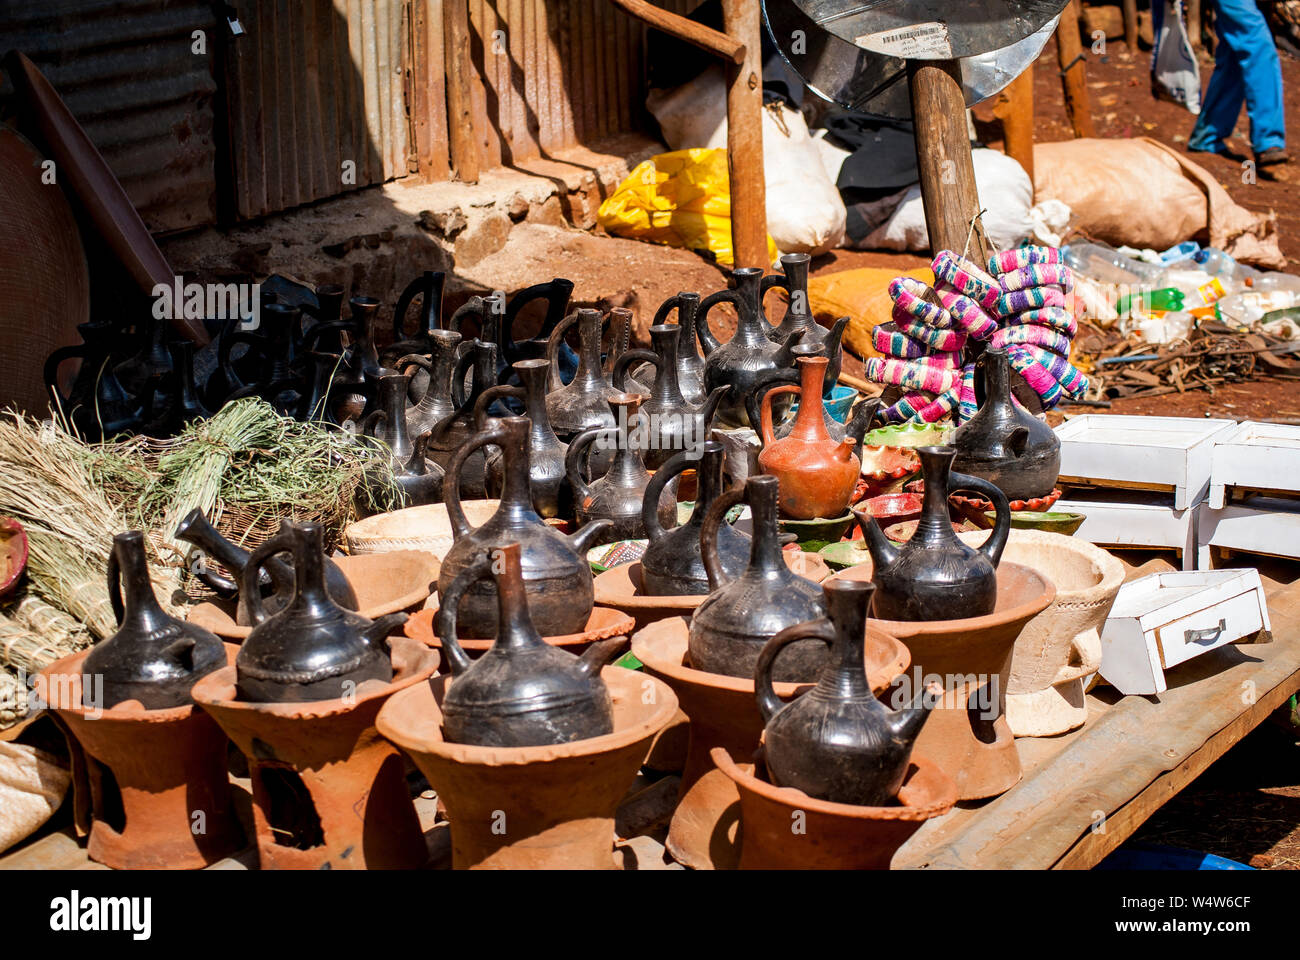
[758,384,801,448]
[106,547,125,626]
[612,348,657,392]
[948,470,1011,567]
[444,419,506,540]
[543,309,582,393]
[699,484,745,592]
[450,346,479,409]
[754,619,835,724]
[432,548,495,677]
[641,447,692,545]
[240,528,295,627]
[696,289,738,357]
[472,384,524,430]
[564,426,607,505]
[652,292,688,327]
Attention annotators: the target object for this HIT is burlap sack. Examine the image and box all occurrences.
[0,740,71,856]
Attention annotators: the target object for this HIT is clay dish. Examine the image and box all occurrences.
[404,604,635,654]
[376,665,678,869]
[0,516,27,598]
[187,549,440,639]
[191,637,440,870]
[342,500,501,558]
[712,746,956,869]
[828,559,1055,799]
[38,644,244,869]
[631,615,909,870]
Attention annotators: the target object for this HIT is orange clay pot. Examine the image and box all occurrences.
[757,356,859,520]
[713,746,956,869]
[38,645,244,869]
[191,636,439,869]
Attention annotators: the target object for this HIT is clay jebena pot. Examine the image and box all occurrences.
[688,475,827,682]
[756,578,935,806]
[83,531,226,710]
[854,445,1010,621]
[434,542,625,747]
[757,355,860,520]
[651,292,707,405]
[952,346,1061,502]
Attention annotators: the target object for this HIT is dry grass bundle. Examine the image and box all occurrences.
[0,666,27,727]
[1,595,93,673]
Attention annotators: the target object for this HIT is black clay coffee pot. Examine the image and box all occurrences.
[650,292,707,405]
[439,416,610,636]
[83,531,226,709]
[235,521,406,703]
[399,328,465,437]
[756,578,935,806]
[474,359,570,519]
[698,267,805,428]
[639,441,749,596]
[174,508,359,626]
[762,253,846,395]
[435,542,623,747]
[951,346,1061,502]
[689,475,828,682]
[854,445,1009,621]
[544,308,620,436]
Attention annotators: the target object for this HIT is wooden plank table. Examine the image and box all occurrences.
[895,557,1300,869]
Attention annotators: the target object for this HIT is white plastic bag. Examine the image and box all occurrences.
[1152,0,1201,114]
[855,148,1035,252]
[647,66,847,255]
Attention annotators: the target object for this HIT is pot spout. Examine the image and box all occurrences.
[852,506,899,572]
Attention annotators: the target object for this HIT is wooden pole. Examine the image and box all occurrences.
[444,0,478,183]
[993,66,1035,182]
[1056,0,1095,138]
[908,59,988,265]
[1122,0,1139,51]
[1187,0,1202,50]
[607,0,744,63]
[720,0,768,269]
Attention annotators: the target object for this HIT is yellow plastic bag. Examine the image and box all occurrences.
[808,266,933,360]
[597,149,777,266]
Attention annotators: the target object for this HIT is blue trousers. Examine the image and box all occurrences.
[1187,0,1286,153]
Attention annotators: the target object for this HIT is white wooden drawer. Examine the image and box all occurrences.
[1155,589,1265,669]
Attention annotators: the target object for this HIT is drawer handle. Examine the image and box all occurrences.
[1185,619,1227,645]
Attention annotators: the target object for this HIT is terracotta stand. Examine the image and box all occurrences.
[631,616,909,869]
[960,530,1124,736]
[39,645,244,869]
[713,747,956,869]
[404,604,634,656]
[191,637,439,870]
[830,561,1055,800]
[376,665,677,869]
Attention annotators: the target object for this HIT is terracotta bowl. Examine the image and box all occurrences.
[404,604,635,654]
[191,637,440,870]
[0,516,27,598]
[37,645,245,869]
[778,510,855,545]
[828,560,1056,800]
[631,615,910,870]
[342,501,501,558]
[1000,510,1086,536]
[849,493,923,539]
[186,549,440,640]
[713,747,956,869]
[376,665,678,869]
[959,529,1124,737]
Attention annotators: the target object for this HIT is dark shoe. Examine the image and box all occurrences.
[1256,147,1291,167]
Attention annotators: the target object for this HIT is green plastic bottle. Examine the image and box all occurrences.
[1117,287,1185,315]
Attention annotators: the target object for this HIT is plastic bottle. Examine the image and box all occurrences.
[1062,242,1165,285]
[1116,287,1185,315]
[1193,248,1239,280]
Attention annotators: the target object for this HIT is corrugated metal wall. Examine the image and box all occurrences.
[224,0,415,220]
[0,0,221,234]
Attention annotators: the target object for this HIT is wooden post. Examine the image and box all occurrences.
[1056,0,1095,138]
[993,66,1035,182]
[908,60,988,265]
[444,0,478,183]
[720,0,768,269]
[1122,0,1139,51]
[1187,0,1202,50]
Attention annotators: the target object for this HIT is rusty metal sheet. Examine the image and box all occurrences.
[0,0,220,234]
[224,0,413,220]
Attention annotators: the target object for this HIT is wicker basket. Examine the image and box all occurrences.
[343,501,501,559]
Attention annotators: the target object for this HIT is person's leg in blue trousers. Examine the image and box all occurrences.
[1188,0,1285,155]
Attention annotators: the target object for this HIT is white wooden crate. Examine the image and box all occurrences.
[1099,569,1271,695]
[1196,497,1300,568]
[1209,421,1300,508]
[1055,495,1199,570]
[1055,415,1236,509]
